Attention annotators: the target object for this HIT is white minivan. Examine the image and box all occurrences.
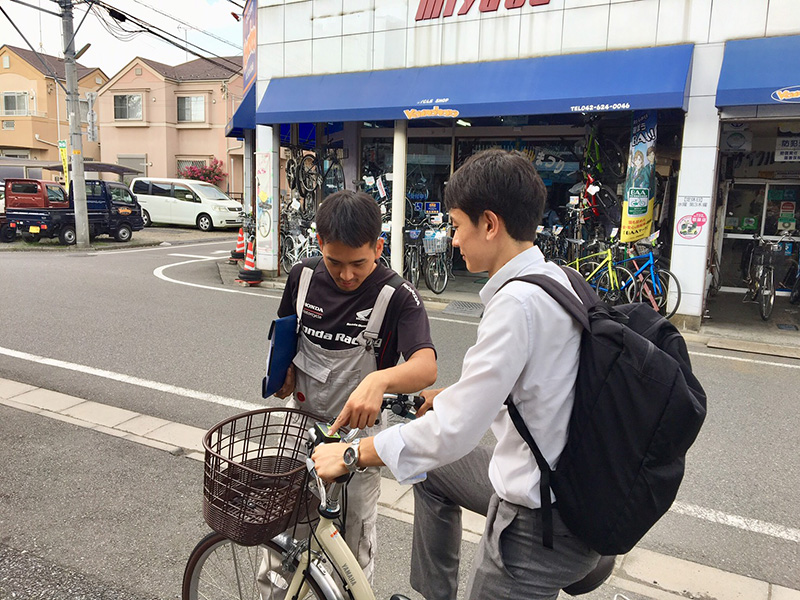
[130,177,243,231]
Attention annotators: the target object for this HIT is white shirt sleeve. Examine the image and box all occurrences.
[374,291,531,484]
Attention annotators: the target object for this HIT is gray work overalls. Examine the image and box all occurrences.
[289,262,400,582]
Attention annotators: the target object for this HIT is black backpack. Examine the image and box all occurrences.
[500,267,707,556]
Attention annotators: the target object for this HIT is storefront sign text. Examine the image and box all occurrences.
[404,106,460,119]
[772,86,800,103]
[416,0,550,22]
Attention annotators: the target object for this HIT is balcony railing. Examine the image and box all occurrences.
[0,109,47,117]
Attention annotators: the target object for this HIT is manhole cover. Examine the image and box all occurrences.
[442,301,484,318]
[776,323,798,331]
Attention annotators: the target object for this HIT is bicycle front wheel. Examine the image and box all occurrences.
[280,235,295,275]
[759,268,775,321]
[595,266,637,305]
[597,137,627,183]
[299,155,319,194]
[404,248,420,288]
[182,532,327,600]
[424,253,448,294]
[639,268,681,319]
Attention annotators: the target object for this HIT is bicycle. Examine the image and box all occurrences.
[741,231,793,321]
[618,234,681,319]
[421,226,451,294]
[183,395,615,600]
[299,147,346,197]
[182,394,423,600]
[280,221,321,275]
[569,239,639,305]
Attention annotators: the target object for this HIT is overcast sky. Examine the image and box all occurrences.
[0,0,244,78]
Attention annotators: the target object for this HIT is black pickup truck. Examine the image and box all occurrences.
[4,178,145,245]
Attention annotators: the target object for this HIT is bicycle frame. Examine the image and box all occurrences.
[617,252,661,302]
[287,514,374,600]
[570,247,622,290]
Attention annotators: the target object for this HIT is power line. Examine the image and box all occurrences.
[129,0,242,52]
[90,1,242,75]
[226,0,245,10]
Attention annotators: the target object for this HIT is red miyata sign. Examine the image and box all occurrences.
[416,0,551,21]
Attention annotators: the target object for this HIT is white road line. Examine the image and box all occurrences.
[153,257,282,299]
[671,501,800,543]
[689,350,800,369]
[0,346,263,412]
[429,315,481,326]
[167,253,224,259]
[92,240,233,255]
[2,343,799,543]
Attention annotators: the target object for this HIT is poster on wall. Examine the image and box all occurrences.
[620,111,657,242]
[775,133,800,162]
[255,151,274,266]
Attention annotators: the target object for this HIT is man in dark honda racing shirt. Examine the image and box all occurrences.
[272,189,437,583]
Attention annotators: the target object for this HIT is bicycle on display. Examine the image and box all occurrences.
[568,238,639,306]
[280,220,321,275]
[420,218,451,295]
[617,232,681,319]
[299,147,346,197]
[742,231,796,320]
[182,395,614,600]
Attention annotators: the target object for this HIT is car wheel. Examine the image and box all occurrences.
[22,233,41,244]
[0,224,15,243]
[196,213,213,232]
[142,210,151,227]
[114,224,133,242]
[59,226,77,245]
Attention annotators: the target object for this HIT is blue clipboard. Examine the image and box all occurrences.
[261,314,298,398]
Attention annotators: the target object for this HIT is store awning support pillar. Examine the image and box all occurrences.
[392,120,407,276]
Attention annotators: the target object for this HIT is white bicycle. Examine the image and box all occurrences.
[182,397,614,600]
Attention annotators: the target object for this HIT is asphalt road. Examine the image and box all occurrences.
[1,238,799,598]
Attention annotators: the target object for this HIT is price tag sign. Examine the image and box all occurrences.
[536,225,544,233]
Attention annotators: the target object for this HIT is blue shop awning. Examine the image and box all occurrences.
[225,85,256,139]
[716,34,800,107]
[257,44,694,124]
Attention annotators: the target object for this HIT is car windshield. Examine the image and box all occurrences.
[195,183,230,201]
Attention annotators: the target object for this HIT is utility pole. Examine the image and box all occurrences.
[59,0,90,248]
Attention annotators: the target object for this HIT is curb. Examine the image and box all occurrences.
[1,376,797,600]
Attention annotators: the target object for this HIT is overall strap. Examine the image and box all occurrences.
[360,273,405,348]
[295,257,323,333]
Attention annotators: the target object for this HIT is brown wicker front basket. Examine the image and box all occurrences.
[202,408,321,546]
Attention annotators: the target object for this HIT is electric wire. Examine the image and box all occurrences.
[130,0,242,51]
[89,1,242,75]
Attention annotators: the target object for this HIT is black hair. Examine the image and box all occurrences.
[444,149,546,242]
[315,189,381,248]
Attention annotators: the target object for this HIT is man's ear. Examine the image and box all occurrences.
[483,210,503,240]
[375,236,385,257]
[317,234,324,250]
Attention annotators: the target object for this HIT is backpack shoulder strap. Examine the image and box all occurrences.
[497,270,591,331]
[295,256,323,332]
[504,396,555,549]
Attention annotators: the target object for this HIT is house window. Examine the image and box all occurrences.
[2,56,9,69]
[177,158,207,172]
[2,92,28,116]
[113,94,142,120]
[2,121,14,130]
[177,96,205,122]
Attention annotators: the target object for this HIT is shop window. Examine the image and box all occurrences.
[114,94,143,120]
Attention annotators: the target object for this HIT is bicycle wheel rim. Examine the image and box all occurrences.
[280,236,295,275]
[596,266,637,305]
[182,533,326,600]
[598,137,627,182]
[424,255,448,294]
[299,156,318,194]
[641,269,681,319]
[759,269,774,320]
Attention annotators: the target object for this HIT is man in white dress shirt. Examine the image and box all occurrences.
[314,148,601,599]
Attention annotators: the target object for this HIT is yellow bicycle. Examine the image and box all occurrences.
[568,241,638,305]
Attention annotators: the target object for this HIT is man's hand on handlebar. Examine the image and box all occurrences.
[416,387,444,417]
[311,443,349,482]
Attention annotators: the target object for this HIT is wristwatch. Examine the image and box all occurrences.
[343,439,367,473]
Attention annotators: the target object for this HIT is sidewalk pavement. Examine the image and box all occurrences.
[2,376,798,600]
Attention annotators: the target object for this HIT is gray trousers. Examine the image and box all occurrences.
[411,446,600,600]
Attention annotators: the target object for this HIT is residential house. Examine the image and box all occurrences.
[0,44,106,179]
[97,55,244,196]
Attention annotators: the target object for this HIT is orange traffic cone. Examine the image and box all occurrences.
[229,228,246,263]
[237,238,263,284]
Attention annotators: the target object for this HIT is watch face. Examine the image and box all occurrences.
[343,447,357,467]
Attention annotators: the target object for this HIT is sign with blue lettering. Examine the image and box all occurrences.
[425,202,441,214]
